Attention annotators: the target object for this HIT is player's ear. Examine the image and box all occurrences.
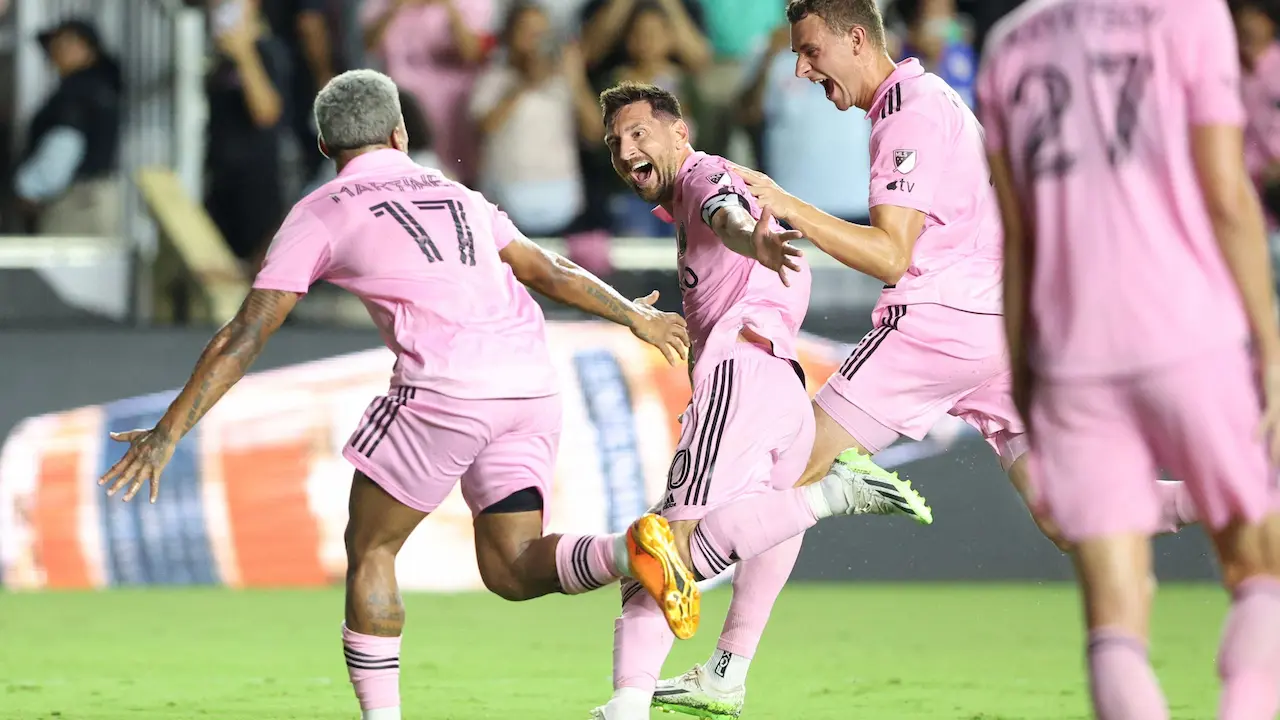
[849,24,867,54]
[391,121,409,153]
[316,133,330,160]
[673,118,691,144]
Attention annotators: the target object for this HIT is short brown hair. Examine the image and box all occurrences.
[599,82,683,131]
[785,0,886,48]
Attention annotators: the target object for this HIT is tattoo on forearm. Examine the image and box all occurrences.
[173,290,292,435]
[585,285,633,326]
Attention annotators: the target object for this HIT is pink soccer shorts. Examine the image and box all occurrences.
[815,302,1026,466]
[342,386,562,527]
[659,342,816,523]
[1029,342,1280,543]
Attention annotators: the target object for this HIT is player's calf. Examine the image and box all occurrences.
[343,472,427,720]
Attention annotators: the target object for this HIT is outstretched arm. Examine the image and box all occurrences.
[500,235,690,364]
[708,204,804,286]
[99,290,299,502]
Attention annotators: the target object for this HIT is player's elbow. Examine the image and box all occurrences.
[875,255,910,286]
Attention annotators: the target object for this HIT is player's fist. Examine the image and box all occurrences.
[630,291,690,367]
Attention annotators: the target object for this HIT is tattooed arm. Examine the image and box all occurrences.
[99,290,300,502]
[499,235,690,365]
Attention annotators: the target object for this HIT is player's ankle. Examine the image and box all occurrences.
[612,533,632,577]
[803,472,852,518]
[703,648,750,691]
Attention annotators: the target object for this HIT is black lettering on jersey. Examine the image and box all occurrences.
[1010,54,1151,179]
[886,179,914,193]
[677,222,688,256]
[370,201,444,261]
[681,266,699,290]
[367,199,477,266]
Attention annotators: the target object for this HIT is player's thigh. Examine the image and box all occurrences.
[343,387,489,555]
[950,371,1028,469]
[1073,533,1156,638]
[345,470,429,558]
[464,395,563,581]
[795,398,882,486]
[1030,377,1164,545]
[662,346,810,522]
[1139,345,1280,581]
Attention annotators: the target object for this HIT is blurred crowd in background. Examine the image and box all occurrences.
[0,0,1276,279]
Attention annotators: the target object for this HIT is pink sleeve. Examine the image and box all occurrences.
[253,206,332,294]
[489,202,522,251]
[686,164,755,228]
[975,50,1005,153]
[866,110,948,215]
[1179,0,1245,127]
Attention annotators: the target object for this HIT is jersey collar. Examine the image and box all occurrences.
[867,58,924,120]
[338,148,418,176]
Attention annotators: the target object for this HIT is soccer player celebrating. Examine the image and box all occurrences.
[585,80,821,720]
[979,0,1280,717]
[95,69,692,720]
[646,1,1194,715]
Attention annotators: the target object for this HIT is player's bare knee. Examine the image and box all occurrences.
[1214,513,1280,591]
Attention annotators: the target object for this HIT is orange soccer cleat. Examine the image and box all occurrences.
[626,513,700,640]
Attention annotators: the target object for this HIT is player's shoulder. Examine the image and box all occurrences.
[874,73,959,132]
[682,152,735,184]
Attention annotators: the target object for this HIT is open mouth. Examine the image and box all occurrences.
[821,79,835,100]
[630,160,655,186]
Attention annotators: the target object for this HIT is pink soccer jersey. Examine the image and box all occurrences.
[866,58,1004,316]
[977,0,1250,380]
[253,149,557,400]
[1243,42,1280,190]
[651,151,813,380]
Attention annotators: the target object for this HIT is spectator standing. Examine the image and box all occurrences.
[606,3,703,236]
[205,0,288,267]
[893,0,975,107]
[362,0,493,185]
[578,0,709,76]
[263,0,338,183]
[470,2,602,236]
[737,24,871,224]
[16,19,123,236]
[1235,0,1280,225]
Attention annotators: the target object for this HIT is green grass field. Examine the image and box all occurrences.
[0,583,1227,720]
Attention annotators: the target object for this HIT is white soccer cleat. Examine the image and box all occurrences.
[588,703,649,720]
[652,665,745,719]
[829,448,933,524]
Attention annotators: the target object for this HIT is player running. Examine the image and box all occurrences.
[95,69,692,720]
[979,0,1280,717]
[582,80,823,720]
[642,1,1194,716]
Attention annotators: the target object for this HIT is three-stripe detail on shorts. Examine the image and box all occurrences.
[570,537,606,592]
[352,386,416,457]
[839,306,906,380]
[685,358,736,507]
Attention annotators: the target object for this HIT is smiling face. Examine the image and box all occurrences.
[605,100,689,204]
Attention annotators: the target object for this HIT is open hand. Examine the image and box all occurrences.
[752,207,804,286]
[629,291,690,366]
[98,428,176,503]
